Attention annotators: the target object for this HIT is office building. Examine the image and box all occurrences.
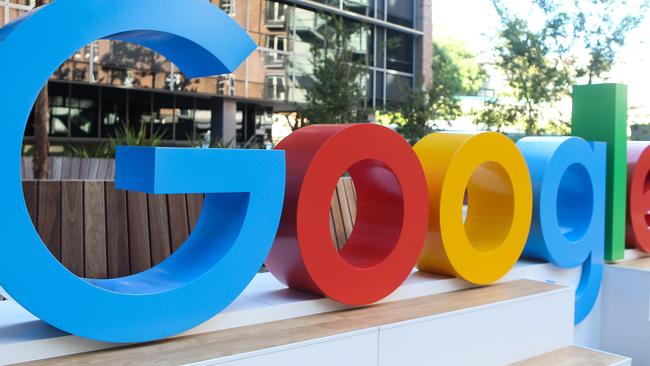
[2,0,432,148]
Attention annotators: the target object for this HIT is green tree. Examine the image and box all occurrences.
[302,15,368,124]
[530,0,649,83]
[434,38,487,96]
[474,100,524,133]
[478,0,648,135]
[390,87,437,144]
[476,17,571,135]
[430,39,473,116]
[389,38,484,143]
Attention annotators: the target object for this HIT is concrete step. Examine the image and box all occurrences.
[512,346,631,366]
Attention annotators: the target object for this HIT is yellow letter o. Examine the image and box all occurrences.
[414,132,532,284]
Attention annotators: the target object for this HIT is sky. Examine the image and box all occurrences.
[432,0,499,59]
[432,0,650,124]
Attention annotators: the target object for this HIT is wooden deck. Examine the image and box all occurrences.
[614,256,650,270]
[18,280,562,365]
[512,346,629,366]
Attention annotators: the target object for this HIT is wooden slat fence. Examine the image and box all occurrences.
[330,178,357,250]
[21,178,356,278]
[22,180,203,278]
[21,157,115,180]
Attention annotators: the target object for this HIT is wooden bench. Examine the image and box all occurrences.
[21,177,356,278]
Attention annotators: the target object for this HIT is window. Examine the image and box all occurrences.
[377,0,385,20]
[152,93,174,140]
[386,30,413,74]
[264,35,287,68]
[265,35,286,52]
[385,73,412,103]
[48,82,70,138]
[343,0,373,17]
[387,0,413,27]
[290,8,329,51]
[375,71,385,106]
[195,97,213,141]
[217,74,235,96]
[265,75,286,101]
[376,27,386,68]
[235,108,244,143]
[128,90,153,136]
[100,87,126,138]
[175,96,195,141]
[346,20,373,66]
[265,1,286,27]
[70,84,99,138]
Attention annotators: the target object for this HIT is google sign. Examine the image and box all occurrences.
[0,0,641,345]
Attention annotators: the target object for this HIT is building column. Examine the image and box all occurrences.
[415,0,433,87]
[211,98,238,147]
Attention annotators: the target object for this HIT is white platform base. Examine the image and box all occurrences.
[0,259,592,365]
[600,251,650,365]
[190,283,574,366]
[191,329,380,366]
[376,285,573,366]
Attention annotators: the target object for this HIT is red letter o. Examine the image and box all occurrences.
[265,124,428,305]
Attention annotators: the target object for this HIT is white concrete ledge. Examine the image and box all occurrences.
[0,259,590,364]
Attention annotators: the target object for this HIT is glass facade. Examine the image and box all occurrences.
[248,0,416,107]
[308,0,414,26]
[5,0,422,146]
[25,81,274,146]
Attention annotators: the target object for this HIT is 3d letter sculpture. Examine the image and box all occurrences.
[626,142,650,252]
[0,0,624,345]
[265,124,429,305]
[414,132,533,284]
[517,137,606,324]
[0,0,285,342]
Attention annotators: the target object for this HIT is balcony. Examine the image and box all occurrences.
[264,2,287,29]
[263,51,288,69]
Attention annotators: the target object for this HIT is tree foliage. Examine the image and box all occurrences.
[302,15,368,125]
[390,38,484,143]
[476,0,647,135]
[390,87,438,144]
[66,125,164,159]
[475,17,571,135]
[430,39,475,116]
[434,38,487,96]
[530,0,649,83]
